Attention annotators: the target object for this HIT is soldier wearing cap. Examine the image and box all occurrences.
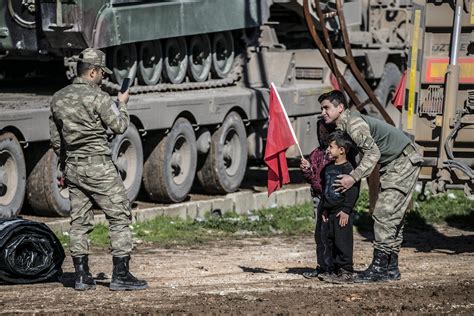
[318,90,423,283]
[49,48,147,291]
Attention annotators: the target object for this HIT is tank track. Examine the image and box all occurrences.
[101,54,245,95]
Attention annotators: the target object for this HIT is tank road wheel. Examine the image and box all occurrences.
[187,34,212,82]
[163,37,188,84]
[109,44,138,85]
[0,133,26,218]
[211,32,234,78]
[143,118,197,203]
[27,148,70,217]
[111,124,143,203]
[138,40,163,86]
[197,112,247,194]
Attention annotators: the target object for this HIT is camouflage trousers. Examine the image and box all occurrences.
[65,156,132,257]
[373,145,422,254]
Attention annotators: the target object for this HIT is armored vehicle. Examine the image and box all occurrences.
[1,0,415,218]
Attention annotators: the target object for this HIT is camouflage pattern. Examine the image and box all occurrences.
[336,109,381,182]
[76,48,112,74]
[49,77,129,158]
[336,108,423,254]
[66,158,132,257]
[49,71,131,256]
[374,148,421,254]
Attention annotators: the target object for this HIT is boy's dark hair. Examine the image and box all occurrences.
[318,90,348,110]
[328,130,352,153]
[77,61,99,77]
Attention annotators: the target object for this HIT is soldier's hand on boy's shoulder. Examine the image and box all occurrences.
[336,211,349,227]
[322,210,328,223]
[300,158,310,170]
[333,174,355,192]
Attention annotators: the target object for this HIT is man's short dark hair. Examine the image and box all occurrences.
[76,61,98,76]
[318,90,348,109]
[328,130,352,153]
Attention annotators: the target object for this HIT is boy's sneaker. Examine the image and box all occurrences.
[330,268,354,284]
[303,267,326,279]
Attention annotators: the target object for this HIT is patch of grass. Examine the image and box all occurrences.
[54,190,473,248]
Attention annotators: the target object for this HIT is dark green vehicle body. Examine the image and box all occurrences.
[1,0,267,57]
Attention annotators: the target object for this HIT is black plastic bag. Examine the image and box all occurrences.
[0,218,65,284]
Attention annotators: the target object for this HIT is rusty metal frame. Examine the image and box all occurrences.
[303,0,395,126]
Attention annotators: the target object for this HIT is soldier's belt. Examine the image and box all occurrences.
[67,155,111,164]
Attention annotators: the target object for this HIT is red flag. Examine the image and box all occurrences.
[392,70,407,110]
[264,83,297,196]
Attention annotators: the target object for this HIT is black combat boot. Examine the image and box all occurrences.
[388,252,401,281]
[110,256,148,291]
[72,256,96,291]
[353,249,389,283]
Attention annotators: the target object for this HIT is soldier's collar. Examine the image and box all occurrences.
[73,77,98,87]
[336,109,351,130]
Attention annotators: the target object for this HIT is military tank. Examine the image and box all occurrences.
[1,0,267,89]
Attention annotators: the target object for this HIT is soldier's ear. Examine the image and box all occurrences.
[337,103,345,113]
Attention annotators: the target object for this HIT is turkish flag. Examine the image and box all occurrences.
[264,84,297,196]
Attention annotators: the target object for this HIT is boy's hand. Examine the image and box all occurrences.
[322,210,328,223]
[300,158,310,171]
[336,211,349,227]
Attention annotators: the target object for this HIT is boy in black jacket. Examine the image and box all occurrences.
[319,130,359,284]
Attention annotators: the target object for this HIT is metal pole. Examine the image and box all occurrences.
[436,0,463,189]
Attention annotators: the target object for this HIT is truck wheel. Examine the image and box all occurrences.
[111,124,143,203]
[109,44,138,85]
[137,40,162,86]
[197,112,247,194]
[187,34,212,82]
[212,32,234,78]
[0,132,26,218]
[26,148,70,217]
[375,63,402,126]
[163,37,188,84]
[143,118,197,203]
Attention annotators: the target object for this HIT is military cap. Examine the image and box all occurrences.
[76,48,112,74]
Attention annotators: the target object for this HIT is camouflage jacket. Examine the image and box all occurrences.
[336,109,381,182]
[49,77,129,159]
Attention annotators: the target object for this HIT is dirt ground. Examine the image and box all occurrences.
[0,224,473,314]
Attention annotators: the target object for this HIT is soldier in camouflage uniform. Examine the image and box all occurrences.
[318,90,422,283]
[49,48,147,291]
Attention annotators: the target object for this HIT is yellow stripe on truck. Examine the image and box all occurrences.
[407,10,421,130]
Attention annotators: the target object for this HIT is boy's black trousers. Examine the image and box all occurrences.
[322,212,354,272]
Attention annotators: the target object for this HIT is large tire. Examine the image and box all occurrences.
[0,132,26,218]
[375,63,402,126]
[111,124,143,203]
[26,148,70,217]
[197,112,247,194]
[143,118,197,203]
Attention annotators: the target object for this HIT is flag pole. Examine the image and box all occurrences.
[270,82,305,158]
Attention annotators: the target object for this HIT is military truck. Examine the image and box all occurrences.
[0,0,413,218]
[401,0,474,198]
